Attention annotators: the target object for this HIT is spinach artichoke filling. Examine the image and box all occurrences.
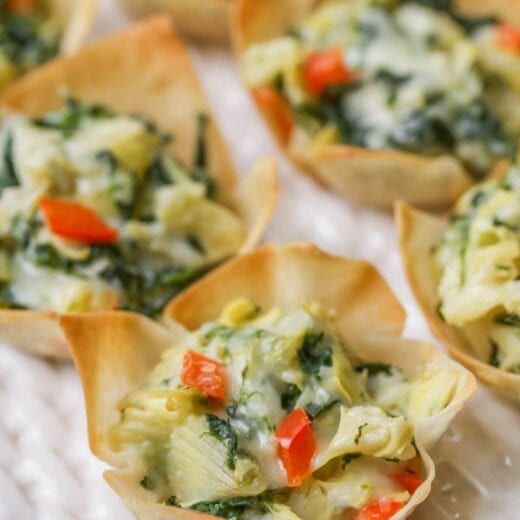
[109,299,459,519]
[241,0,519,176]
[0,99,245,315]
[436,159,520,373]
[0,0,60,88]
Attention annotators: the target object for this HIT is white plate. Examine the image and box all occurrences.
[0,1,518,518]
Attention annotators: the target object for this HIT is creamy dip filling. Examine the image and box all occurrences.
[242,0,519,176]
[0,99,245,315]
[109,299,459,518]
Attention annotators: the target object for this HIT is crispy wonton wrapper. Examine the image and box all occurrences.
[396,202,520,401]
[61,243,476,520]
[47,0,99,56]
[118,0,231,44]
[232,0,519,210]
[0,17,279,360]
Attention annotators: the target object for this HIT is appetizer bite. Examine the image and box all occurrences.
[118,0,231,44]
[0,17,279,358]
[62,244,475,520]
[235,0,520,209]
[0,0,96,90]
[398,158,520,400]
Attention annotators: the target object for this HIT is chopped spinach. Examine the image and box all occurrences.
[0,8,59,69]
[304,399,340,419]
[354,422,369,445]
[139,475,155,491]
[492,217,518,232]
[190,491,285,520]
[10,214,38,249]
[32,243,72,271]
[204,325,239,341]
[194,113,209,169]
[186,234,206,255]
[403,0,498,34]
[495,314,520,327]
[0,282,25,309]
[226,402,238,418]
[470,190,487,209]
[97,150,139,219]
[33,98,112,136]
[342,453,361,468]
[190,496,260,520]
[375,69,411,104]
[390,109,454,153]
[95,242,204,317]
[489,338,501,368]
[165,496,179,506]
[205,414,238,470]
[298,332,332,376]
[0,132,18,195]
[190,112,217,198]
[355,362,394,376]
[280,383,302,412]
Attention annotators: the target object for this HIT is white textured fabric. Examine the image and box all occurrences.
[0,1,518,519]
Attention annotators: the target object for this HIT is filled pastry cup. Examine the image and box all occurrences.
[397,202,520,401]
[0,0,97,91]
[233,0,520,210]
[62,243,475,520]
[0,17,279,359]
[118,0,231,44]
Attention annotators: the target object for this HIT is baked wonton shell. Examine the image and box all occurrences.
[232,0,520,210]
[396,202,520,401]
[61,243,476,520]
[118,0,231,44]
[47,0,99,56]
[0,17,279,360]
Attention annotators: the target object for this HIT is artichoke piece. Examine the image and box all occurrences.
[65,117,160,177]
[406,367,459,423]
[108,388,202,451]
[241,37,302,88]
[168,415,266,506]
[287,480,333,520]
[12,121,74,192]
[264,503,304,519]
[314,406,415,469]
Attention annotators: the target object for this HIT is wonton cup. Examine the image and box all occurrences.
[62,243,476,520]
[47,0,98,56]
[232,0,520,210]
[0,17,279,360]
[397,203,520,401]
[118,0,231,44]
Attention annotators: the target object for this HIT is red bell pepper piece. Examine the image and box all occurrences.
[305,47,358,96]
[496,24,520,54]
[253,86,294,145]
[39,198,119,244]
[355,499,404,520]
[275,408,316,486]
[7,0,36,14]
[394,467,422,494]
[181,350,227,400]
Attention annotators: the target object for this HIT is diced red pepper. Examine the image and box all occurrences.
[181,350,227,400]
[275,408,316,486]
[6,0,36,14]
[355,499,404,520]
[393,467,422,494]
[496,24,520,54]
[253,86,294,145]
[39,198,119,244]
[305,47,358,96]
